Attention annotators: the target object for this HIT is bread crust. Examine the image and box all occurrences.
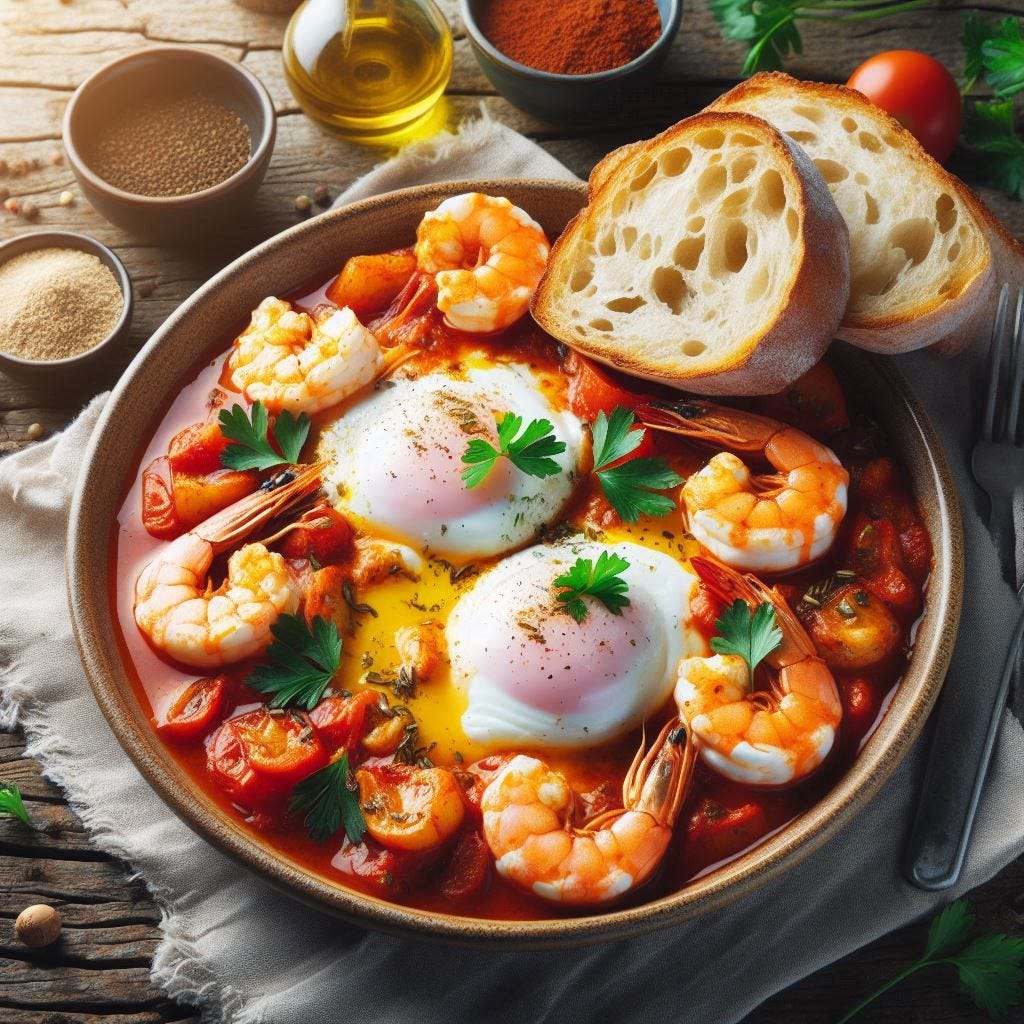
[711,73,1002,356]
[531,111,850,396]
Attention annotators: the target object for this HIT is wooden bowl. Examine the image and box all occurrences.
[67,180,963,947]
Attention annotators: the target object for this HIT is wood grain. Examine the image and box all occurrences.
[0,1,1021,1021]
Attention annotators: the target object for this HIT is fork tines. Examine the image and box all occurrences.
[982,283,1024,444]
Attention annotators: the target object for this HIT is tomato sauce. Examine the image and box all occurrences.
[111,256,931,921]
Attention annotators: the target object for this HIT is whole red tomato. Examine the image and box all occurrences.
[847,50,962,163]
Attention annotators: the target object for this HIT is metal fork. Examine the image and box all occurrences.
[904,282,1024,891]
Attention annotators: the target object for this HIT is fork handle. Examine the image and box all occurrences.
[904,601,1024,890]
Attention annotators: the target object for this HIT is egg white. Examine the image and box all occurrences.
[447,540,707,749]
[320,364,585,560]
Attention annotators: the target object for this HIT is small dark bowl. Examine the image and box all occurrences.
[460,0,682,123]
[0,230,133,378]
[62,46,275,242]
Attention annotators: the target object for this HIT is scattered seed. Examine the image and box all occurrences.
[294,194,312,213]
[26,423,44,441]
[58,190,74,207]
[15,904,62,948]
[48,150,63,166]
[4,198,19,214]
[313,184,331,206]
[21,200,39,221]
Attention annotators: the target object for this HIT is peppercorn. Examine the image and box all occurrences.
[21,200,39,220]
[15,904,62,947]
[26,423,44,441]
[59,190,74,207]
[295,194,312,213]
[313,184,331,206]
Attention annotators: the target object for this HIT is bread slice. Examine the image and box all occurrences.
[531,112,850,396]
[711,72,1023,355]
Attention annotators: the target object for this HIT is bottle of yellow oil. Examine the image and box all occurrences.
[283,0,452,139]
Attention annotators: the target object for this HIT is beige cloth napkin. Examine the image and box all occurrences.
[1,115,1022,1024]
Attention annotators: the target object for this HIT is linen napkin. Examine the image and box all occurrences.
[1,115,1022,1024]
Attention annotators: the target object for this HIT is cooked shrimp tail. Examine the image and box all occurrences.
[675,556,842,786]
[637,398,849,573]
[481,718,695,905]
[134,463,325,669]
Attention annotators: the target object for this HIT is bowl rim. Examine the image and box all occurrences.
[67,178,964,948]
[0,229,133,370]
[62,44,276,207]
[458,0,683,84]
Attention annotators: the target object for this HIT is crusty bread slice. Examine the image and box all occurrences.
[711,72,1023,355]
[531,112,850,396]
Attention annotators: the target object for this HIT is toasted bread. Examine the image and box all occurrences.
[531,111,850,396]
[711,72,1022,355]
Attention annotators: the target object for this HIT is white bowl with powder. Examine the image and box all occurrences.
[0,231,133,376]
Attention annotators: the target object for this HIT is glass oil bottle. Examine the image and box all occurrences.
[283,0,453,139]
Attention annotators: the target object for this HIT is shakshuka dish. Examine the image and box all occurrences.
[114,193,931,919]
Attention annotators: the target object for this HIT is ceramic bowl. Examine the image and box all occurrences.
[0,230,133,378]
[62,46,275,242]
[67,180,963,947]
[459,0,683,123]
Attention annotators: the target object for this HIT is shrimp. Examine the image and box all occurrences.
[395,621,445,683]
[674,557,842,786]
[227,297,385,415]
[480,719,695,905]
[134,464,324,669]
[414,193,550,333]
[638,399,849,573]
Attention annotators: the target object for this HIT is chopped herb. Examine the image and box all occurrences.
[837,898,1024,1022]
[365,666,417,700]
[710,599,783,686]
[289,753,366,844]
[837,598,858,619]
[0,782,33,827]
[591,407,683,523]
[461,412,566,488]
[218,400,310,472]
[342,580,378,619]
[554,551,631,624]
[247,614,342,710]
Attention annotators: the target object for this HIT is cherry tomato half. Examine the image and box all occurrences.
[157,676,226,741]
[167,421,231,475]
[308,690,379,753]
[141,458,182,540]
[563,350,650,421]
[847,50,962,163]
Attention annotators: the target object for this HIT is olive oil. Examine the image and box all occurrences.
[283,0,452,139]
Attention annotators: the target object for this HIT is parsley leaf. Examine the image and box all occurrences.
[837,899,1024,1023]
[709,599,782,684]
[963,11,994,92]
[218,401,311,472]
[962,13,1024,99]
[289,753,366,844]
[591,407,683,523]
[0,782,32,827]
[247,614,342,710]
[554,551,631,623]
[461,412,566,488]
[963,99,1024,201]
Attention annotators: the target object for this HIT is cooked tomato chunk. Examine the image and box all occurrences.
[280,507,353,565]
[309,690,379,752]
[168,421,232,475]
[157,676,226,741]
[171,467,260,529]
[326,249,417,317]
[437,830,491,901]
[141,458,182,539]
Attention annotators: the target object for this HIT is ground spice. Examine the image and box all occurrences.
[0,248,123,361]
[86,88,251,197]
[478,0,662,75]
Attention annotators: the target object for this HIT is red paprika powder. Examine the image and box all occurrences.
[478,0,662,76]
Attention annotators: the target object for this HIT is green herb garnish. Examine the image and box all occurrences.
[218,400,310,472]
[461,412,566,488]
[963,98,1024,201]
[0,782,32,827]
[247,614,341,710]
[837,899,1024,1022]
[592,407,683,523]
[710,599,783,685]
[963,12,1024,97]
[289,753,366,844]
[554,551,631,624]
[709,0,931,77]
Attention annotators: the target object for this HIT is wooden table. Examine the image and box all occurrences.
[1,1,1021,1021]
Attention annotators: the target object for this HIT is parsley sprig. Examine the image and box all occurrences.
[963,13,1024,200]
[710,599,782,686]
[554,551,631,623]
[461,413,566,488]
[247,614,342,710]
[592,407,683,523]
[0,782,33,827]
[218,400,311,472]
[289,753,367,844]
[709,0,931,77]
[837,899,1024,1022]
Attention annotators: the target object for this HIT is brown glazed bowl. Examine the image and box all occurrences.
[62,46,275,242]
[67,180,963,948]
